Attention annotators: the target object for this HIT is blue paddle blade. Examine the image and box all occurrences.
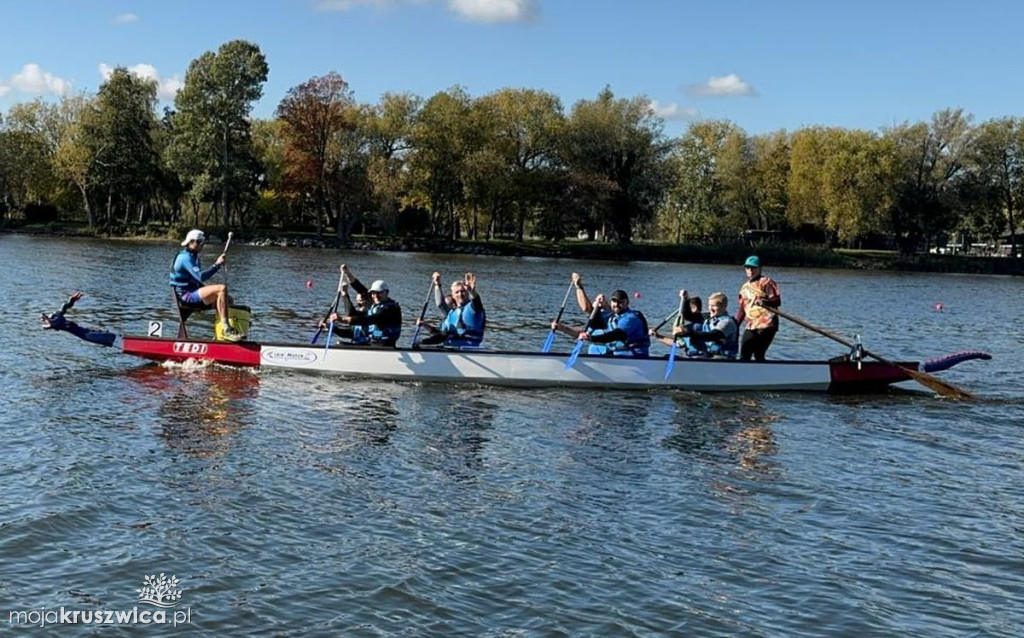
[310,327,322,345]
[565,340,584,370]
[324,322,334,352]
[665,343,678,380]
[541,330,556,353]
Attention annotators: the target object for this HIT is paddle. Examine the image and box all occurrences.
[542,281,576,353]
[664,294,687,380]
[766,305,973,399]
[651,308,681,334]
[220,231,233,281]
[410,280,437,348]
[310,266,346,345]
[565,303,602,371]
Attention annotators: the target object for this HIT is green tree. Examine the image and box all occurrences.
[406,87,476,238]
[964,117,1023,256]
[363,92,420,235]
[471,88,564,240]
[52,94,100,225]
[659,119,737,240]
[560,87,672,243]
[167,40,268,228]
[880,108,975,253]
[85,68,160,226]
[0,100,61,211]
[819,129,892,245]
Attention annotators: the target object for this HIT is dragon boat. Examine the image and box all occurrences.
[120,334,987,394]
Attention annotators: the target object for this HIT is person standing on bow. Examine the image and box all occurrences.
[735,255,781,361]
[554,285,650,358]
[327,264,402,346]
[416,272,486,347]
[170,229,242,341]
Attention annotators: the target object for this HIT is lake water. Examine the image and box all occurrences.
[1,234,1022,636]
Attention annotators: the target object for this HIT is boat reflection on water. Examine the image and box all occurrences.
[127,362,261,457]
[405,386,498,482]
[662,395,782,488]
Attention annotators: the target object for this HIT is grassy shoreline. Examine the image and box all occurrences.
[3,223,1021,276]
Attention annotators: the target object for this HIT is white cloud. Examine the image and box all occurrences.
[8,63,71,96]
[99,63,183,102]
[316,0,537,23]
[648,100,698,122]
[686,73,757,98]
[448,0,537,23]
[113,13,139,25]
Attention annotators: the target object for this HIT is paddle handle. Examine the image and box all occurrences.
[542,282,576,353]
[311,266,346,345]
[652,308,680,333]
[410,281,437,347]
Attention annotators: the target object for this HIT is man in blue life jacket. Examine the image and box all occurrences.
[553,288,650,357]
[325,264,402,346]
[40,292,117,347]
[662,292,738,359]
[416,271,486,347]
[169,229,243,341]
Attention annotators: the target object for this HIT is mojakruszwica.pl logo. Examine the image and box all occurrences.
[137,573,183,608]
[7,574,192,628]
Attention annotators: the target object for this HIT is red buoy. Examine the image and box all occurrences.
[306,279,314,288]
[934,303,944,311]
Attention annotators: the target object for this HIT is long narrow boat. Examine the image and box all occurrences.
[120,334,963,393]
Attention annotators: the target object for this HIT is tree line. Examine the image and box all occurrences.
[1,39,1020,256]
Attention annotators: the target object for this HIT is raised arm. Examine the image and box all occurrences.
[572,272,593,314]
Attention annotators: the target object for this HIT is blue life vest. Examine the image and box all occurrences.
[684,314,739,359]
[588,309,650,357]
[442,302,485,347]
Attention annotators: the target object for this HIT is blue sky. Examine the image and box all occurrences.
[1,0,1021,136]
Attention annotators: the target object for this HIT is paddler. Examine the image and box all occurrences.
[416,272,486,347]
[325,264,402,346]
[553,278,650,357]
[170,229,243,342]
[40,292,116,347]
[735,255,781,361]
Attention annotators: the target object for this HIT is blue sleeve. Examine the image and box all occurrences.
[172,252,204,287]
[200,261,220,282]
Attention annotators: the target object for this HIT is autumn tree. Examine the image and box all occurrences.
[276,71,358,239]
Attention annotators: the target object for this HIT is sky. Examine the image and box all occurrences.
[1,0,1022,137]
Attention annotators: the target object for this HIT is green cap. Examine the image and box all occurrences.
[744,255,761,268]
